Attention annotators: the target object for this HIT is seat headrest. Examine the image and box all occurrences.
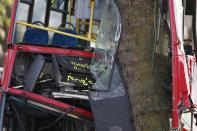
[23,28,49,45]
[52,28,78,47]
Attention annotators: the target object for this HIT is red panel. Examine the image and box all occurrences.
[12,44,93,58]
[2,49,17,90]
[7,88,93,119]
[1,52,8,86]
[169,0,179,128]
[169,0,192,129]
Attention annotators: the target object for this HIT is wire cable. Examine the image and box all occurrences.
[37,106,75,131]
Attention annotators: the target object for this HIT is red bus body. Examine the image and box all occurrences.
[169,0,197,130]
[1,0,94,121]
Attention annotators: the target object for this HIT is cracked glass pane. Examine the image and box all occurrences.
[90,0,125,100]
[91,64,125,100]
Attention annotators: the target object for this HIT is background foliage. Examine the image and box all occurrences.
[0,0,12,65]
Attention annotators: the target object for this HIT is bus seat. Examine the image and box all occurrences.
[52,29,78,47]
[23,21,49,45]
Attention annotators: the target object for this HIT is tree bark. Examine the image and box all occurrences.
[116,0,171,130]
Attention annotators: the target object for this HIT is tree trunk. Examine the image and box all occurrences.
[116,0,171,130]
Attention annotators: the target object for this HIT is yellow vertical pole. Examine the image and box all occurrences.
[76,18,80,33]
[88,0,95,39]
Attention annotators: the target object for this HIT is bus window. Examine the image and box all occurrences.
[75,0,104,20]
[15,2,30,25]
[32,0,47,23]
[47,0,68,27]
[12,0,106,49]
[48,11,63,44]
[74,0,104,47]
[14,2,30,43]
[48,10,64,28]
[51,0,66,10]
[13,0,49,44]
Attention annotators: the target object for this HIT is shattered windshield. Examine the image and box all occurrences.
[90,0,125,100]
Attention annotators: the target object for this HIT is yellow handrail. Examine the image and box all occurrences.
[16,21,96,43]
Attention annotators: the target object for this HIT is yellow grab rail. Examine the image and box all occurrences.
[16,21,97,43]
